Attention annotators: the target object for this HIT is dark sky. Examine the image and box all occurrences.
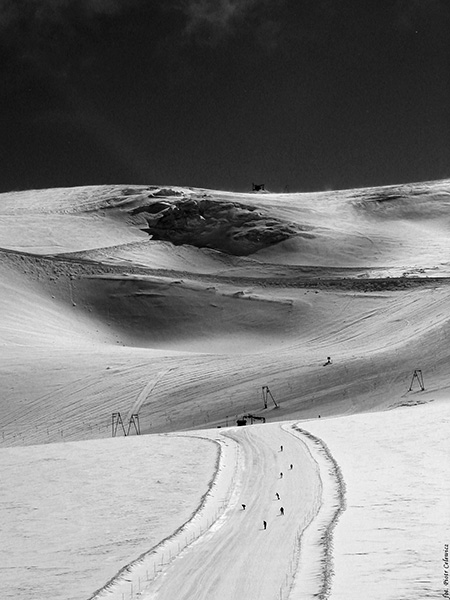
[1,0,449,193]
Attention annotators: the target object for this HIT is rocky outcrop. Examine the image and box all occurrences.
[131,195,308,256]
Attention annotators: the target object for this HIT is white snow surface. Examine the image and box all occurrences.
[302,399,450,600]
[0,435,217,600]
[1,180,450,599]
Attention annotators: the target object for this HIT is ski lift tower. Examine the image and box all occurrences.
[262,385,279,409]
[112,412,127,437]
[408,369,425,392]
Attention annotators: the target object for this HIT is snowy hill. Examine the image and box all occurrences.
[1,179,449,599]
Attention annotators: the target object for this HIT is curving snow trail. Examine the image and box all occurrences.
[142,423,323,600]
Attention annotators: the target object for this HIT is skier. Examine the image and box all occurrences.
[280,507,284,516]
[280,472,283,479]
[323,356,332,366]
[280,445,283,452]
[290,464,293,470]
[263,520,267,530]
[242,504,246,510]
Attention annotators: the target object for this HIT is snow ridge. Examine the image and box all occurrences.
[290,424,347,600]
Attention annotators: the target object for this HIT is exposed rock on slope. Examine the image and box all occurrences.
[131,195,308,255]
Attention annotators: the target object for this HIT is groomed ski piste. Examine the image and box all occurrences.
[1,180,450,599]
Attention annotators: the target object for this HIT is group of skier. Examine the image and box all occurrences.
[241,443,294,530]
[241,359,332,529]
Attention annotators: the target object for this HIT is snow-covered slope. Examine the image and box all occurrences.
[1,179,449,599]
[1,179,450,442]
[301,399,450,600]
[1,435,217,600]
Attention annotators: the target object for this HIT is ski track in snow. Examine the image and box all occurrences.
[91,423,348,600]
[84,403,450,600]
